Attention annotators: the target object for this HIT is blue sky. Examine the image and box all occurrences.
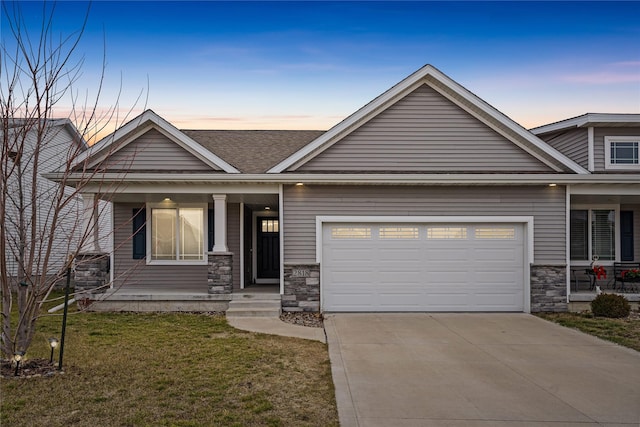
[4,1,640,133]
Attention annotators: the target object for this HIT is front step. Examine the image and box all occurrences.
[226,293,281,318]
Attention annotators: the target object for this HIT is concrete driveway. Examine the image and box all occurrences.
[324,314,640,426]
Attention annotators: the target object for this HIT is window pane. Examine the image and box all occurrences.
[570,210,588,260]
[475,227,515,239]
[592,210,615,261]
[331,227,371,239]
[379,227,419,239]
[427,227,467,239]
[611,142,639,164]
[179,208,204,260]
[152,209,176,260]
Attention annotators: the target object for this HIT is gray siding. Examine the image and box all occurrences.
[113,203,208,290]
[100,128,216,172]
[297,84,553,172]
[227,203,241,290]
[283,185,566,264]
[594,127,640,172]
[538,129,588,170]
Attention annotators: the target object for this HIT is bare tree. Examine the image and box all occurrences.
[1,1,142,358]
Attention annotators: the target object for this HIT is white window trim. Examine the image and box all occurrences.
[146,202,208,266]
[604,136,640,170]
[570,204,620,265]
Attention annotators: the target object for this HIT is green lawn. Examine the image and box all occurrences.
[1,297,338,427]
[537,311,640,352]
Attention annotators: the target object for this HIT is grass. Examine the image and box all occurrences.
[1,294,338,426]
[537,311,640,352]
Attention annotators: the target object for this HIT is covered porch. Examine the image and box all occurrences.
[568,184,640,307]
[75,185,284,311]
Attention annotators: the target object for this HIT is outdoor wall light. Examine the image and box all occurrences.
[13,351,25,376]
[48,337,59,363]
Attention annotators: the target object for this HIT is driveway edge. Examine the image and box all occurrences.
[324,315,359,427]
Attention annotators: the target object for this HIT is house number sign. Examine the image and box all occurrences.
[292,268,310,278]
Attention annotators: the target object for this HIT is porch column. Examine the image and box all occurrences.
[80,192,101,252]
[211,194,228,253]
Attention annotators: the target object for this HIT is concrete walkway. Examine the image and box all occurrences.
[325,313,640,427]
[226,316,326,343]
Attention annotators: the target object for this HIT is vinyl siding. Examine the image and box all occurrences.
[538,129,588,170]
[594,127,640,172]
[283,185,565,264]
[112,203,208,291]
[227,203,241,290]
[297,84,553,172]
[99,128,216,172]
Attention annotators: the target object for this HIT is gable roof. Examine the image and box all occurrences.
[76,110,240,173]
[183,130,323,173]
[530,113,640,135]
[268,64,588,174]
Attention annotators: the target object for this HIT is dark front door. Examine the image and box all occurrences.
[257,217,279,279]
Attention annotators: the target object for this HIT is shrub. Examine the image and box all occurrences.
[590,294,631,318]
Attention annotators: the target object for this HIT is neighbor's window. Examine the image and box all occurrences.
[570,209,616,261]
[605,136,640,169]
[150,206,205,262]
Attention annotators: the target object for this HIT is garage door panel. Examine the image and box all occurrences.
[322,223,525,312]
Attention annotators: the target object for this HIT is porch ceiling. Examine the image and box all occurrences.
[572,194,640,204]
[105,192,279,207]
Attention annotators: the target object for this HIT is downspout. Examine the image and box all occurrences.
[566,184,571,304]
[279,184,284,295]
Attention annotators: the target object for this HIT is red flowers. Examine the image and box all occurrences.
[592,265,607,280]
[621,269,640,280]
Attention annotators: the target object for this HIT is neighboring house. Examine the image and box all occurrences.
[49,65,640,313]
[3,119,111,284]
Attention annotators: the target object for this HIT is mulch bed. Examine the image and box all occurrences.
[1,358,62,379]
[280,311,324,328]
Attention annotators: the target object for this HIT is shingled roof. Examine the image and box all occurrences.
[181,130,325,173]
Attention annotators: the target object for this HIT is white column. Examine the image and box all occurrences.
[212,194,228,253]
[80,193,101,252]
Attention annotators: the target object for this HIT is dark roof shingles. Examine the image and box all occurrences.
[181,130,324,173]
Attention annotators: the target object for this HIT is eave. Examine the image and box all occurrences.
[45,172,640,187]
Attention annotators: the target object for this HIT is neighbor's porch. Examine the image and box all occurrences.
[568,186,640,308]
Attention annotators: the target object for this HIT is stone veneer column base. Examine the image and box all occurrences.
[208,253,233,295]
[530,264,568,312]
[283,263,320,312]
[74,252,110,293]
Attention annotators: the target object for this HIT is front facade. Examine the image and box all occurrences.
[53,65,640,313]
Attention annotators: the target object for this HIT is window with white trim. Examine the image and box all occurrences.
[570,208,616,261]
[149,205,206,263]
[605,136,640,170]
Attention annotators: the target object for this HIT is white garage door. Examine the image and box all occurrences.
[322,223,525,312]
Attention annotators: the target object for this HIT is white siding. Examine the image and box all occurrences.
[283,185,565,264]
[297,84,553,172]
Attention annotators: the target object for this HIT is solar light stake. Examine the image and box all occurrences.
[48,337,59,363]
[13,351,24,376]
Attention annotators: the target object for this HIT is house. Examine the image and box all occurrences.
[47,65,640,313]
[2,119,111,287]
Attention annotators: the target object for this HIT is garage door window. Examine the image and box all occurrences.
[475,227,515,239]
[427,227,467,239]
[379,226,419,239]
[331,227,371,239]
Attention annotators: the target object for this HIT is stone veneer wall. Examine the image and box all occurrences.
[208,253,233,294]
[74,252,110,293]
[283,263,320,312]
[530,264,568,312]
